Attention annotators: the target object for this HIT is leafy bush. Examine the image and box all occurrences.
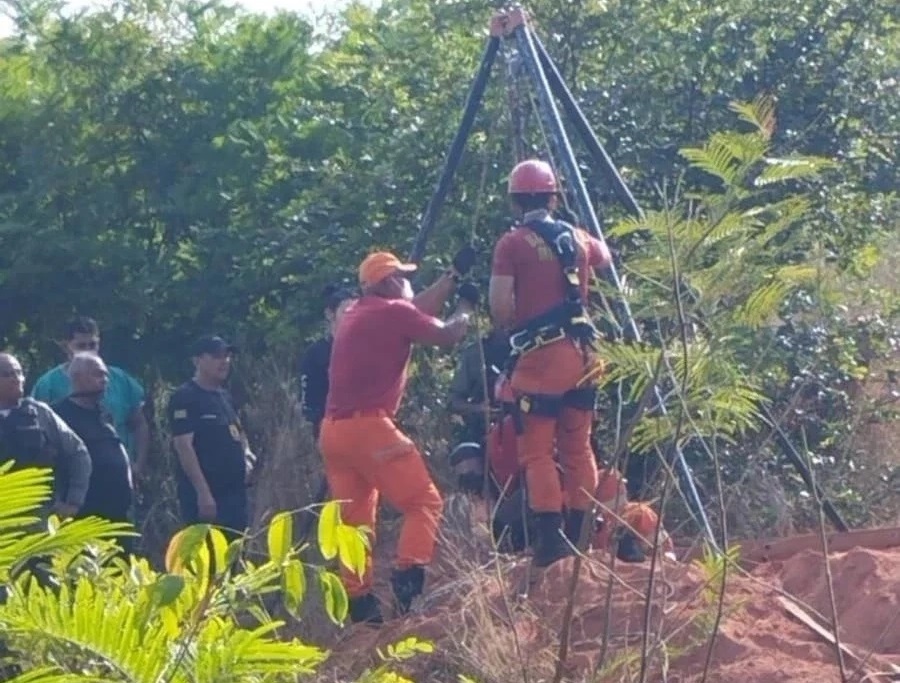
[0,462,431,682]
[591,98,897,535]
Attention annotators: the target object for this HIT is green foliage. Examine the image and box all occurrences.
[597,98,834,455]
[357,637,435,683]
[0,0,893,543]
[0,465,430,681]
[0,462,132,583]
[592,94,896,533]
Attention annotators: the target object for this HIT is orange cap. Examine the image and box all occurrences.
[358,251,417,288]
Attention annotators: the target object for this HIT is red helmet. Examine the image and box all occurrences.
[508,159,558,194]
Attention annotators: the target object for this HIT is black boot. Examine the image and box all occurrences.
[391,565,425,615]
[532,512,574,568]
[563,509,594,550]
[616,530,647,563]
[348,593,384,625]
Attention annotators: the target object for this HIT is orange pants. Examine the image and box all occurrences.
[318,414,443,597]
[511,340,598,513]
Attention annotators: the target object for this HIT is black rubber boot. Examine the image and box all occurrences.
[563,509,593,550]
[532,512,574,568]
[391,565,425,615]
[348,593,384,625]
[616,530,647,563]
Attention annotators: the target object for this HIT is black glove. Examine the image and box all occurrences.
[451,245,477,277]
[457,281,480,308]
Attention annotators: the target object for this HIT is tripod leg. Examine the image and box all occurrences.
[533,34,643,220]
[408,36,501,263]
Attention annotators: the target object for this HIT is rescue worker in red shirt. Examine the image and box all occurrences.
[489,159,612,567]
[320,250,474,624]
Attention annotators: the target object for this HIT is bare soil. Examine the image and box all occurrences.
[320,519,900,683]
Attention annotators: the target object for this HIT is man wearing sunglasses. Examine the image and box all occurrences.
[30,316,149,479]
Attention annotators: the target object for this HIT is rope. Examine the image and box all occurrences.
[523,72,573,212]
[502,40,528,164]
[452,77,497,502]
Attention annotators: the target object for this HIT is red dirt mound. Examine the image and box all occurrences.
[321,526,900,683]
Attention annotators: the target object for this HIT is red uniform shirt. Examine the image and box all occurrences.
[326,296,446,418]
[491,215,609,329]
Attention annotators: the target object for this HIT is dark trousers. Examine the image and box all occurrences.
[78,494,135,555]
[177,486,248,543]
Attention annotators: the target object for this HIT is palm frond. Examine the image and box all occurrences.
[595,340,664,403]
[743,195,811,247]
[680,139,741,187]
[714,131,770,166]
[729,95,777,140]
[629,415,678,454]
[0,464,54,534]
[0,668,106,683]
[190,618,327,681]
[755,155,834,186]
[736,264,818,328]
[2,575,172,683]
[0,517,133,582]
[608,215,652,239]
[681,211,752,252]
[735,280,789,328]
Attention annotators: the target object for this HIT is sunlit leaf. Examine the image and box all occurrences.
[319,571,348,625]
[281,559,306,618]
[317,501,340,561]
[267,511,293,565]
[164,525,210,575]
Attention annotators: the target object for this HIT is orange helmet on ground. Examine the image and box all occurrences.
[508,159,558,194]
[622,503,675,553]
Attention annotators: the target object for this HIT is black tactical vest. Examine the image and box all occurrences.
[0,399,52,469]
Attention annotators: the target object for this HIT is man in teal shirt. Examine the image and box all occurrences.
[31,316,150,479]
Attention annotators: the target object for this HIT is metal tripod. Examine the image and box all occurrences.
[408,6,720,549]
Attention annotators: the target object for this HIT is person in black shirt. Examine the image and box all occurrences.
[52,353,134,550]
[168,336,256,539]
[298,285,357,438]
[448,327,510,445]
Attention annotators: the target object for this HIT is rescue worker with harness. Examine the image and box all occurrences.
[449,418,674,562]
[489,159,612,568]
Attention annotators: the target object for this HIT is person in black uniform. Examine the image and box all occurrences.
[448,327,510,445]
[168,336,256,540]
[298,284,357,437]
[52,354,134,545]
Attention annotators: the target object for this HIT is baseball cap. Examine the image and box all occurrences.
[191,335,237,357]
[358,251,417,288]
